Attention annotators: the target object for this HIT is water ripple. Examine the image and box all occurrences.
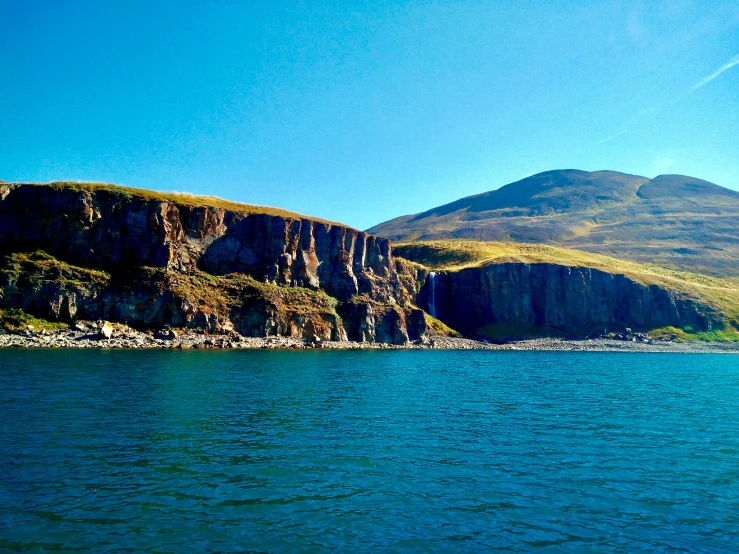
[1,350,738,552]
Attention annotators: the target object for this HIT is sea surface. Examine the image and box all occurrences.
[1,350,738,553]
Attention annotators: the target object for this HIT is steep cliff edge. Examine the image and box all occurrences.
[0,182,393,300]
[418,264,725,339]
[0,183,427,343]
[398,241,739,340]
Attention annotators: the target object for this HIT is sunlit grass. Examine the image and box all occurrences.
[14,181,347,227]
[424,313,462,337]
[0,307,69,333]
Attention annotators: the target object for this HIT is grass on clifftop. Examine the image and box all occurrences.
[648,326,739,342]
[395,240,739,336]
[15,181,346,227]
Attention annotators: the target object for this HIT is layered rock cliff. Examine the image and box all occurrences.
[0,183,426,343]
[417,263,725,339]
[0,183,395,300]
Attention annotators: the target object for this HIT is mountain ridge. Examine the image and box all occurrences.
[367,169,739,276]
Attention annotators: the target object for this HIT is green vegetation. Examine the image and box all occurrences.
[0,307,68,333]
[241,276,339,317]
[1,250,110,287]
[347,293,402,313]
[393,256,427,302]
[424,313,462,337]
[0,250,344,333]
[395,242,487,270]
[33,181,345,226]
[146,267,341,319]
[648,326,739,342]
[396,240,739,341]
[0,251,103,332]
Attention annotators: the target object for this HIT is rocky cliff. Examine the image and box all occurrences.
[417,263,726,339]
[0,183,427,343]
[1,183,731,344]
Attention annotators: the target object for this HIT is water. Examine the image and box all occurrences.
[428,272,437,318]
[1,350,738,552]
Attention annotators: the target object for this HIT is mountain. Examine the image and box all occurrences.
[367,170,739,276]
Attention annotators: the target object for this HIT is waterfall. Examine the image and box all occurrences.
[428,272,437,319]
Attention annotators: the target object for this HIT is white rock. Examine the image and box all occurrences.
[99,321,114,339]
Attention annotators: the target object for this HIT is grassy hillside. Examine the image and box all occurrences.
[369,170,739,276]
[395,240,739,338]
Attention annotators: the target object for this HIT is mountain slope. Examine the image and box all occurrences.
[367,170,739,276]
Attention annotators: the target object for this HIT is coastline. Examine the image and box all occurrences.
[1,324,738,353]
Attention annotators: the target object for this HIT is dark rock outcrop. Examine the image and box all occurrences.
[418,263,725,337]
[0,183,395,301]
[0,184,423,344]
[0,256,348,340]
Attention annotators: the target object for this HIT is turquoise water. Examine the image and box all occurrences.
[1,350,738,552]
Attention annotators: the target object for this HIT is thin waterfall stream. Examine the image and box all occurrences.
[428,272,437,319]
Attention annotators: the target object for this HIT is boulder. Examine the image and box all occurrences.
[99,321,114,339]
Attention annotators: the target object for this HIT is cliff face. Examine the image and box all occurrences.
[0,184,425,343]
[0,252,351,340]
[1,183,727,343]
[419,263,725,338]
[0,183,394,301]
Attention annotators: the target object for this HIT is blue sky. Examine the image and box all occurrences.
[1,1,738,229]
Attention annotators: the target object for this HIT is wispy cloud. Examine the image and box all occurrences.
[597,129,627,145]
[690,54,739,91]
[597,53,739,144]
[653,157,675,174]
[596,106,660,144]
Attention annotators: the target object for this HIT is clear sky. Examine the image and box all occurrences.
[1,1,737,230]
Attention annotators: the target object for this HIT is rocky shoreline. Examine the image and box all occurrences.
[1,321,737,353]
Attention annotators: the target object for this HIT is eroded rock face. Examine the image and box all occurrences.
[0,184,419,344]
[0,264,352,341]
[0,184,394,302]
[419,263,724,336]
[341,301,426,344]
